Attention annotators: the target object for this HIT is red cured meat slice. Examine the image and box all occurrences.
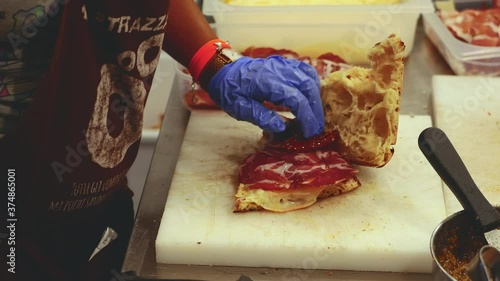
[265,121,339,153]
[238,148,358,191]
[438,8,500,47]
[241,46,352,78]
[297,56,351,79]
[471,36,500,46]
[240,47,299,59]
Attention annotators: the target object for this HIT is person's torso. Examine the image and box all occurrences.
[1,0,171,218]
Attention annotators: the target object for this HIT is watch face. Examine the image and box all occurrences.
[221,48,243,61]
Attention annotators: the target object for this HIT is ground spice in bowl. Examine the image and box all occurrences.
[431,209,493,281]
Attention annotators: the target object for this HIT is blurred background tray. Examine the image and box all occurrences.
[203,0,434,65]
[423,11,500,76]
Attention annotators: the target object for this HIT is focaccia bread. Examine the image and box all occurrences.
[321,34,405,167]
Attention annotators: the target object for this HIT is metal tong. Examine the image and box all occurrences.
[466,245,500,281]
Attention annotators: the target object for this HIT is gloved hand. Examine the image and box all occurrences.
[207,56,325,138]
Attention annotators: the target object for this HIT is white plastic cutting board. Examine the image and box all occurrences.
[156,111,447,273]
[432,75,500,216]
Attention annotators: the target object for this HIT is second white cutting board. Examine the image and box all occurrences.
[432,75,500,216]
[156,111,447,273]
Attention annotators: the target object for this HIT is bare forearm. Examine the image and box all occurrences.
[163,0,217,67]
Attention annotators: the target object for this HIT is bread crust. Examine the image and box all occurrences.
[320,34,405,167]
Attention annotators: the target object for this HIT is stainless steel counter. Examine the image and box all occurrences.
[122,19,454,281]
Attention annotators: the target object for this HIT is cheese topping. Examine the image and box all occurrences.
[234,184,325,212]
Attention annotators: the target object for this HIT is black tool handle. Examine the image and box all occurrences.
[454,0,493,11]
[418,127,500,231]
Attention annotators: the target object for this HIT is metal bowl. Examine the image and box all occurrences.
[430,207,500,281]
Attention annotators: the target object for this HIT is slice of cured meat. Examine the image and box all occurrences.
[263,118,340,152]
[240,47,300,59]
[234,134,360,213]
[438,8,500,47]
[241,46,353,79]
[238,148,358,191]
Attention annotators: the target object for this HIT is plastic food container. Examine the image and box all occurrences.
[202,0,434,65]
[422,12,500,76]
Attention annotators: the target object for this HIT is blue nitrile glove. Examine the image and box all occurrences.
[207,56,325,138]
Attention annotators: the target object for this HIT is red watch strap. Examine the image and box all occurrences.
[188,39,231,83]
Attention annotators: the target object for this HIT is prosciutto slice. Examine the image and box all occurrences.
[239,147,358,191]
[241,47,353,79]
[438,8,500,47]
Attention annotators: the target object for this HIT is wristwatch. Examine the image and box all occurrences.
[199,43,242,90]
